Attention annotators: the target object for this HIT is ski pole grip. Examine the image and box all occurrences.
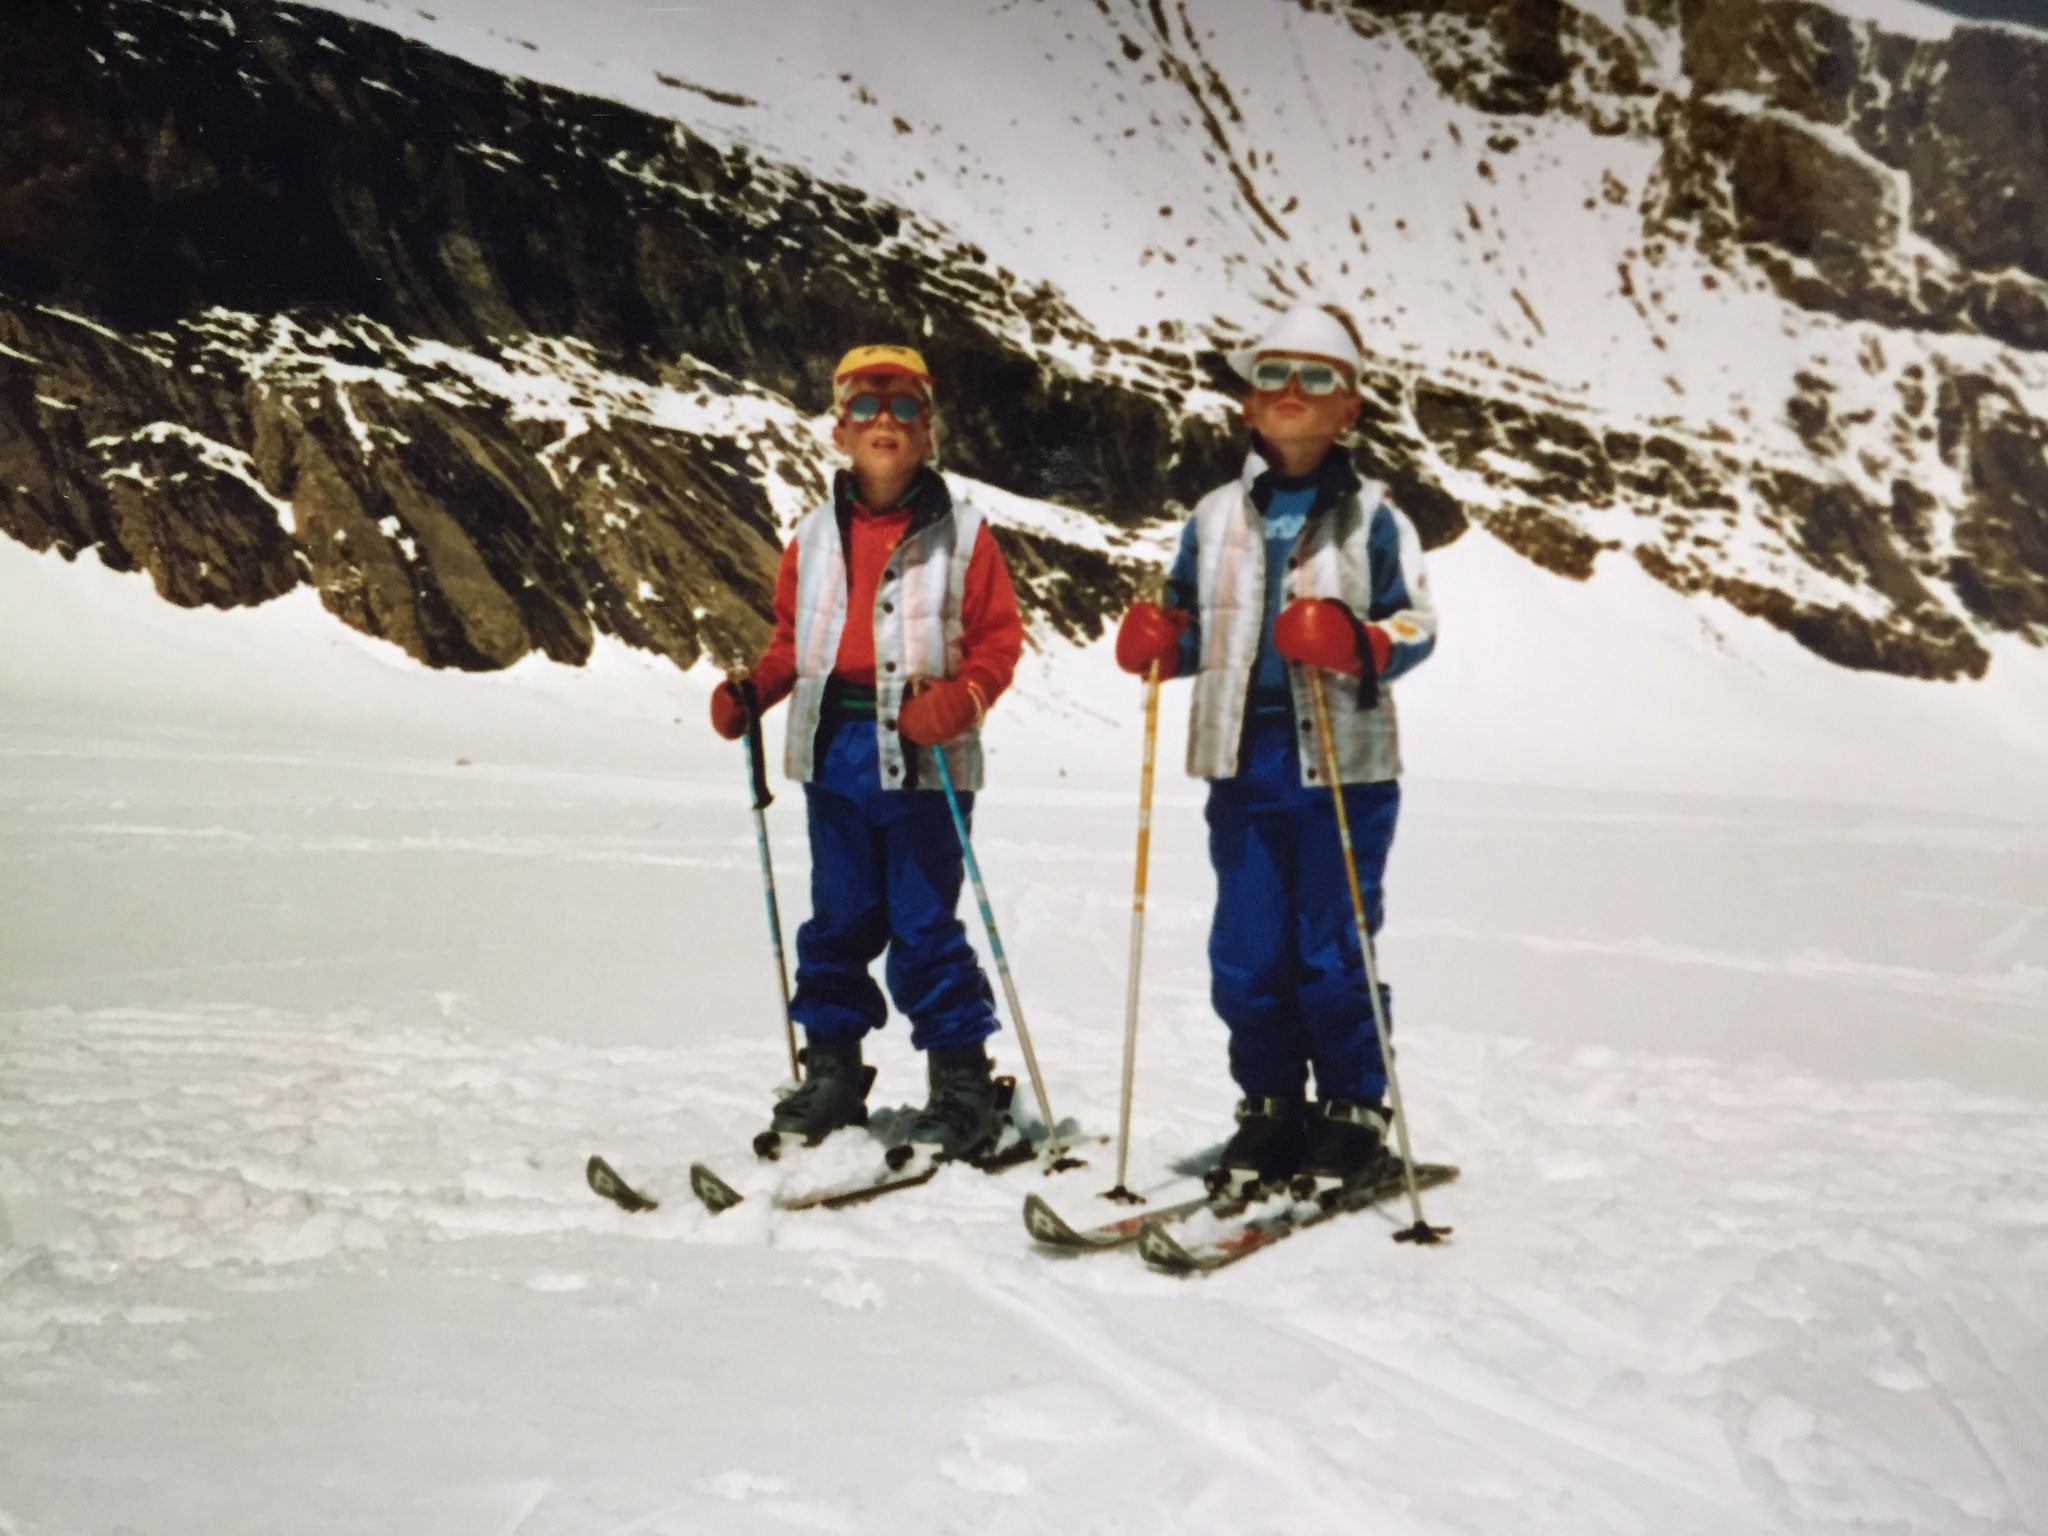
[738,678,773,811]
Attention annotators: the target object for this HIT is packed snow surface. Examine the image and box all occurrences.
[14,5,2048,1530]
[5,532,2047,1535]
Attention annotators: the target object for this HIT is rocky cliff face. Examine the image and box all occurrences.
[1279,0,2046,678]
[1,0,2043,680]
[0,0,1230,670]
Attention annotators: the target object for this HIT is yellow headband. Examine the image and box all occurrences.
[832,345,933,411]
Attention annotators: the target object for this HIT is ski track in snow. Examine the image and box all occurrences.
[7,1000,2048,1533]
[7,745,2048,1533]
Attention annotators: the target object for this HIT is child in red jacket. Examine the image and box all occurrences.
[711,346,1024,1159]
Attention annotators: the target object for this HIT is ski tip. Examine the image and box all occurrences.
[1136,1217,1200,1275]
[1022,1192,1081,1246]
[587,1154,659,1213]
[688,1161,745,1214]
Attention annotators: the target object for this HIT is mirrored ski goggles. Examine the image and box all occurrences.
[843,392,929,425]
[1249,357,1352,396]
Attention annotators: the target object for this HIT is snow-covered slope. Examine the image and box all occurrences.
[6,501,2048,1534]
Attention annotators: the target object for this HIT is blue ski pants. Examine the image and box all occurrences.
[1205,715,1400,1103]
[790,717,997,1052]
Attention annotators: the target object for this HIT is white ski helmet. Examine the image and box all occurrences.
[1226,303,1363,387]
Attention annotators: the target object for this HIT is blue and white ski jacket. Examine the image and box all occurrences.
[1162,447,1436,784]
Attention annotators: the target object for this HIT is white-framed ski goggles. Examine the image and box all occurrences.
[1249,357,1352,396]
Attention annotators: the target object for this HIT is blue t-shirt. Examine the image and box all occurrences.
[1252,486,1315,697]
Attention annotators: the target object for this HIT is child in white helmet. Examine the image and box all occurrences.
[1114,304,1438,1193]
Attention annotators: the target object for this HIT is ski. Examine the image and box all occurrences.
[588,1143,940,1215]
[590,1076,1059,1216]
[1022,1187,1244,1251]
[1137,1161,1460,1274]
[767,1144,943,1210]
[1021,1159,1298,1252]
[695,1128,1037,1213]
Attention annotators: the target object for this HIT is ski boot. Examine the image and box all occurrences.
[1202,1094,1307,1198]
[754,1034,875,1159]
[902,1042,1005,1161]
[1291,1099,1394,1202]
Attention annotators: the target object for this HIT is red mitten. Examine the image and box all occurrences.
[1115,601,1191,675]
[1272,599,1388,676]
[709,679,750,740]
[897,678,985,746]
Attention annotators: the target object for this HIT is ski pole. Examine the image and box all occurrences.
[1304,669,1449,1245]
[1103,653,1164,1204]
[736,677,800,1083]
[929,745,1081,1172]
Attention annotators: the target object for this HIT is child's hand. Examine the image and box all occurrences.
[897,678,985,746]
[1273,599,1389,677]
[709,676,752,740]
[1114,601,1189,675]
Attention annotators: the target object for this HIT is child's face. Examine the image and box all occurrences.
[1241,353,1361,459]
[832,372,933,490]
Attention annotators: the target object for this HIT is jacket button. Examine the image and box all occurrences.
[887,764,902,777]
[883,718,897,729]
[884,661,897,672]
[1300,720,1313,733]
[883,602,894,613]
